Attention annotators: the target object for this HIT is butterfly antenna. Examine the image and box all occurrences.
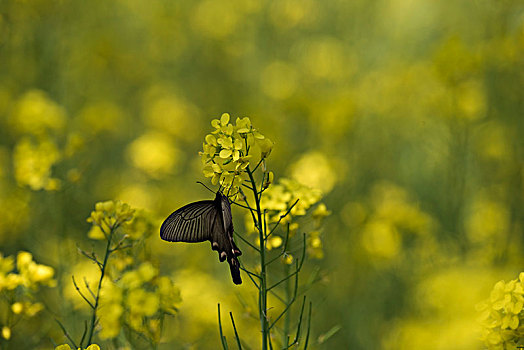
[196,181,216,194]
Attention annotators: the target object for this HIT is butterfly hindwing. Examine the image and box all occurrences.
[160,192,242,285]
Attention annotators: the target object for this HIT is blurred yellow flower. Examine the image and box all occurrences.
[361,219,400,259]
[127,131,183,178]
[126,289,159,318]
[11,302,23,314]
[15,251,56,289]
[289,151,336,193]
[1,326,10,340]
[99,281,124,339]
[122,209,156,240]
[157,276,182,314]
[64,261,102,310]
[55,343,101,350]
[267,236,283,250]
[13,137,61,191]
[9,90,65,136]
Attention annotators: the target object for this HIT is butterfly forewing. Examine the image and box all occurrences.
[160,200,217,242]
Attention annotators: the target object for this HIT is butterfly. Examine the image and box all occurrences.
[160,191,242,285]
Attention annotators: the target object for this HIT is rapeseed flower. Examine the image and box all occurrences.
[98,262,181,339]
[257,177,329,259]
[200,113,273,197]
[86,200,134,232]
[13,137,61,191]
[478,272,524,348]
[81,200,180,343]
[55,344,101,350]
[0,251,55,342]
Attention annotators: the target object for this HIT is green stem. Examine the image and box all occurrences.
[246,166,268,350]
[85,223,115,346]
[283,262,291,347]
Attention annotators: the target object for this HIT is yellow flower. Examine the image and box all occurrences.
[1,326,10,340]
[99,283,124,340]
[312,203,331,220]
[479,272,524,348]
[55,345,72,350]
[120,270,142,290]
[201,114,270,197]
[282,254,294,265]
[122,209,156,240]
[9,90,66,136]
[126,289,159,317]
[211,113,234,135]
[307,231,324,259]
[256,137,274,159]
[157,276,181,314]
[55,343,102,350]
[87,200,135,230]
[15,251,56,288]
[126,131,182,178]
[267,236,283,250]
[137,262,158,283]
[263,171,274,189]
[13,137,61,191]
[235,117,252,134]
[0,254,14,275]
[11,302,23,314]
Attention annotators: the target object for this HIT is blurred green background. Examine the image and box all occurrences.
[0,0,523,349]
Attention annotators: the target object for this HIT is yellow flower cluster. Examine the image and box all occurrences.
[200,113,273,196]
[259,178,330,259]
[98,262,181,340]
[88,207,154,242]
[478,273,524,348]
[86,200,135,235]
[13,137,61,191]
[10,90,66,191]
[260,178,326,223]
[0,252,56,340]
[9,90,66,136]
[0,252,55,292]
[55,344,100,350]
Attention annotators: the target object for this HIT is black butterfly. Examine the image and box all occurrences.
[160,191,242,285]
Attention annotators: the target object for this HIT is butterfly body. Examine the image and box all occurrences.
[160,192,242,285]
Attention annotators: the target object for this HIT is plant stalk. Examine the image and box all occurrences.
[85,223,115,346]
[246,166,268,350]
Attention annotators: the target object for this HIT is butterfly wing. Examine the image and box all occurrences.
[160,195,242,285]
[160,200,217,242]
